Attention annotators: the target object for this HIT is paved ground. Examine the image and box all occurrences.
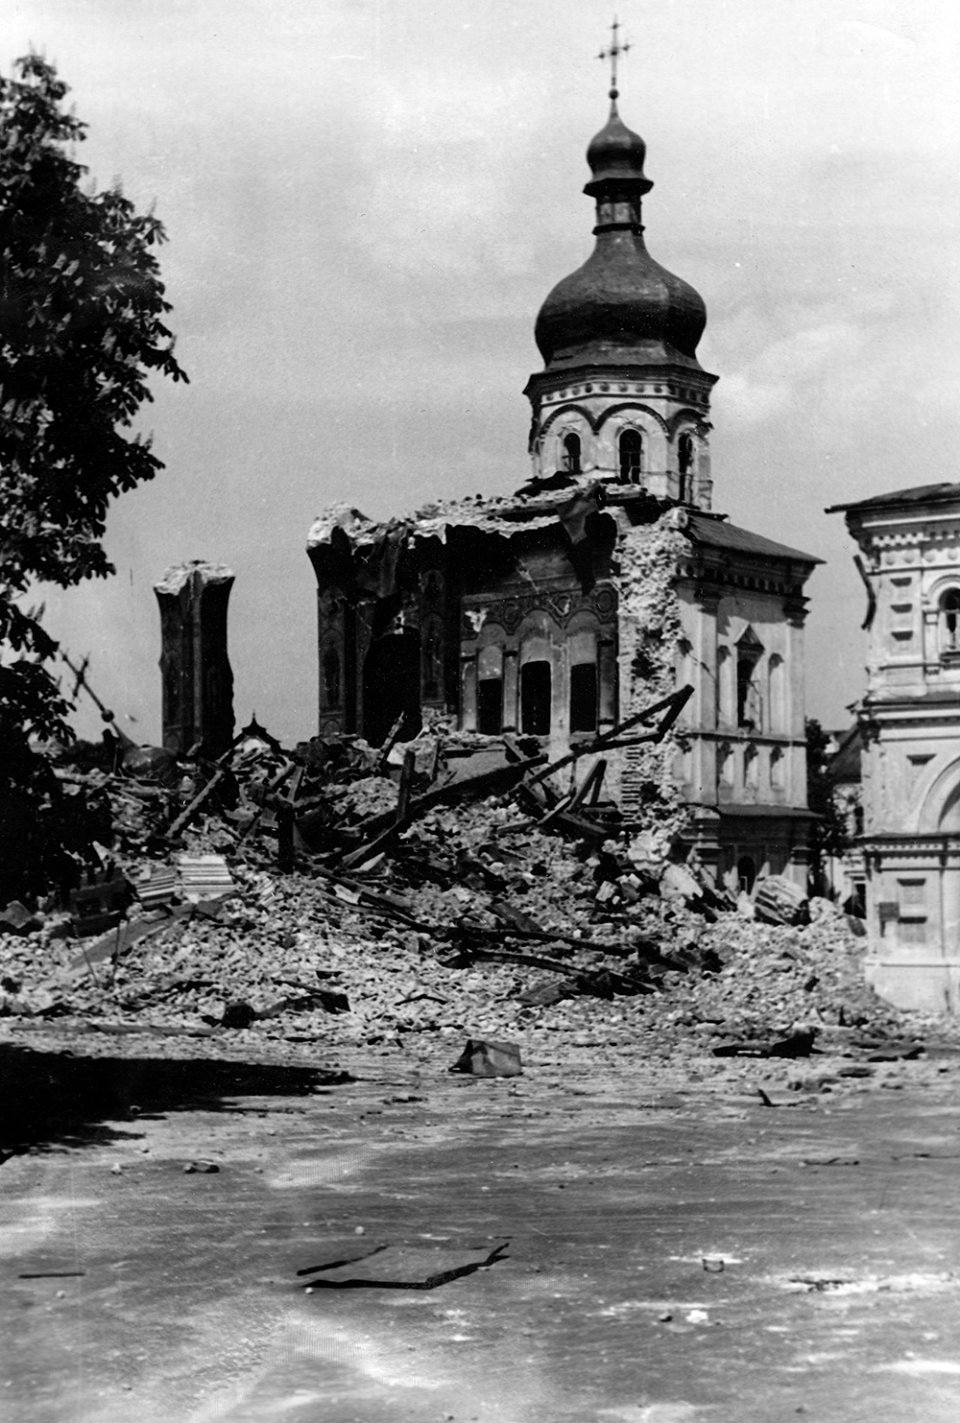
[3,1030,960,1422]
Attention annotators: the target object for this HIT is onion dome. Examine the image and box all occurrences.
[585,104,651,191]
[534,101,707,371]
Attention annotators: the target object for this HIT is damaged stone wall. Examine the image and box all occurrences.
[154,561,235,758]
[307,482,817,889]
[614,511,690,843]
[308,491,623,759]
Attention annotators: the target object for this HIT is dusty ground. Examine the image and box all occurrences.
[4,769,958,1421]
[3,1023,960,1423]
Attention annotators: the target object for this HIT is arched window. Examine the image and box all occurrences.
[618,429,643,483]
[520,636,552,736]
[718,741,734,787]
[568,630,598,734]
[561,432,582,475]
[770,745,785,789]
[477,644,504,735]
[521,662,551,735]
[736,631,764,730]
[678,432,695,502]
[940,590,960,655]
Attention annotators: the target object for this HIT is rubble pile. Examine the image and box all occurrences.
[661,905,896,1044]
[0,710,925,1058]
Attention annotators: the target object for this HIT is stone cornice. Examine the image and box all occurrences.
[524,363,718,405]
[675,555,811,603]
[850,519,960,553]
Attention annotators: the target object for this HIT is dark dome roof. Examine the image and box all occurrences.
[534,237,707,368]
[585,105,650,190]
[534,103,707,370]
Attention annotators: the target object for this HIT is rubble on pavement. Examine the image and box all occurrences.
[0,706,947,1063]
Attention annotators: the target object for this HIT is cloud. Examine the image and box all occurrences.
[722,319,866,426]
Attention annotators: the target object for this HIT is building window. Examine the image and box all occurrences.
[561,432,582,475]
[899,878,926,907]
[744,743,759,789]
[737,855,756,893]
[736,634,763,730]
[477,644,503,735]
[770,745,785,789]
[716,646,731,726]
[569,629,598,734]
[678,432,695,502]
[322,648,341,708]
[718,742,733,787]
[520,660,552,735]
[477,679,502,734]
[897,878,927,944]
[940,590,960,654]
[619,429,643,483]
[677,637,693,688]
[569,663,598,733]
[767,654,785,732]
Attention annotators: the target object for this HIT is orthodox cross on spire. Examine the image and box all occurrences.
[598,15,631,101]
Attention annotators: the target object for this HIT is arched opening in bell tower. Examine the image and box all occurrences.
[561,432,582,475]
[678,431,696,501]
[618,429,643,483]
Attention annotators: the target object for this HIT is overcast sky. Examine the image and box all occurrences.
[10,0,960,744]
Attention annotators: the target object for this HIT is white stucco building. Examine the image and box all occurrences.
[831,482,960,1011]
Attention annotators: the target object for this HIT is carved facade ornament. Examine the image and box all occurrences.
[460,583,618,640]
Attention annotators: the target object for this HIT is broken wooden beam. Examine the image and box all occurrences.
[335,749,546,869]
[525,684,693,789]
[166,767,229,838]
[375,712,406,773]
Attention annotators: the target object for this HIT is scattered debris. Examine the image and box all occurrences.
[221,1001,258,1030]
[799,1156,860,1168]
[0,708,918,1059]
[0,902,43,936]
[449,1038,523,1078]
[135,865,178,909]
[18,1271,86,1280]
[178,854,235,903]
[297,1239,510,1290]
[69,873,132,937]
[754,876,809,928]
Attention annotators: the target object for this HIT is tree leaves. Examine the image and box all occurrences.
[0,51,187,745]
[0,52,188,896]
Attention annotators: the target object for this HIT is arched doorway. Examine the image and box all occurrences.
[362,632,422,745]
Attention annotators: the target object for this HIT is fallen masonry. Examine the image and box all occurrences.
[0,706,946,1075]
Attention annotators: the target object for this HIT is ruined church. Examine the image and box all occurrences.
[307,82,820,893]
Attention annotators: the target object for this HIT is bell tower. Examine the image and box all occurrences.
[524,24,717,507]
